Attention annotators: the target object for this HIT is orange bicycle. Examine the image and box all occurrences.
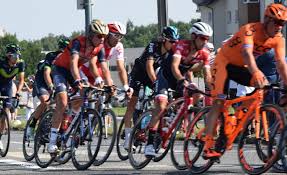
[183,84,286,174]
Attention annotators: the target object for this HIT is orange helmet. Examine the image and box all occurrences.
[265,3,287,21]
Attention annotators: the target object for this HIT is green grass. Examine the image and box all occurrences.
[112,107,127,117]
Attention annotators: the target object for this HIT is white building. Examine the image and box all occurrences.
[0,26,6,37]
[193,0,277,49]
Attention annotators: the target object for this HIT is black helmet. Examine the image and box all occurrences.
[6,43,21,54]
[58,37,70,50]
[162,26,179,41]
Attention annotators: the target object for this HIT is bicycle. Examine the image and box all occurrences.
[128,89,191,170]
[183,84,286,174]
[34,85,103,170]
[116,85,154,161]
[0,96,18,157]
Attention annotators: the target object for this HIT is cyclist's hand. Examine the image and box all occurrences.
[94,77,104,88]
[15,93,21,99]
[250,71,269,88]
[74,79,84,90]
[124,85,134,99]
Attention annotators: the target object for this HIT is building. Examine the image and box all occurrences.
[0,26,6,37]
[193,0,276,49]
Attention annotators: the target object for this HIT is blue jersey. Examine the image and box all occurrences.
[0,58,25,84]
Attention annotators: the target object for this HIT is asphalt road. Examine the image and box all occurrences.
[0,131,284,175]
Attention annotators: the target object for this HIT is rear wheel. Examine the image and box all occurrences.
[22,112,37,161]
[0,110,10,157]
[128,110,152,170]
[238,104,286,174]
[116,118,129,160]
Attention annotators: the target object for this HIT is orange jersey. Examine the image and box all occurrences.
[54,36,103,70]
[220,22,285,66]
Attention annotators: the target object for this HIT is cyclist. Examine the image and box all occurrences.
[144,22,213,156]
[81,21,132,94]
[123,26,179,149]
[47,19,112,153]
[0,44,25,150]
[203,3,287,159]
[26,37,70,138]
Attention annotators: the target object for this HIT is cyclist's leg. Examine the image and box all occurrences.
[203,55,228,159]
[123,68,141,149]
[145,69,169,156]
[48,66,69,153]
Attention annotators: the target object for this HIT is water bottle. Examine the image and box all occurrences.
[61,111,73,132]
[141,114,151,129]
[224,114,237,135]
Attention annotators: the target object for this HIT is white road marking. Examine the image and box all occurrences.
[0,159,56,170]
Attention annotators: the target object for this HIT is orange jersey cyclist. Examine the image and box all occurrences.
[203,3,287,159]
[47,19,112,153]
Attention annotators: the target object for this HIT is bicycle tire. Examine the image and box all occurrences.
[184,106,214,174]
[238,104,286,174]
[116,118,129,160]
[22,112,36,161]
[0,110,10,157]
[128,110,152,170]
[93,108,117,166]
[72,109,102,170]
[34,109,56,168]
[170,117,187,170]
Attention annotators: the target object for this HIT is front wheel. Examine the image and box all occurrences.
[0,110,10,157]
[22,112,37,161]
[238,104,286,174]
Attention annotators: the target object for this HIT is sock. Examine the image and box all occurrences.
[49,128,59,145]
[147,129,156,145]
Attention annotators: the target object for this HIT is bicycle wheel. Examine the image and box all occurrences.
[238,104,286,174]
[93,109,117,166]
[22,112,37,161]
[116,118,129,160]
[128,110,152,170]
[0,110,10,157]
[34,109,56,168]
[184,106,214,174]
[170,117,187,170]
[272,128,287,173]
[72,109,102,170]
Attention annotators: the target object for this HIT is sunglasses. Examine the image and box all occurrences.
[95,34,106,39]
[198,35,210,41]
[9,53,20,59]
[272,19,286,26]
[109,32,124,40]
[168,40,177,44]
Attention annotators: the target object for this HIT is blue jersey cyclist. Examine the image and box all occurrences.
[26,37,70,139]
[0,44,25,150]
[122,26,179,149]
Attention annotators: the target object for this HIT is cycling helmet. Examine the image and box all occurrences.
[108,21,126,35]
[189,22,213,37]
[58,37,70,50]
[162,26,179,41]
[6,44,21,54]
[265,3,287,21]
[88,19,109,36]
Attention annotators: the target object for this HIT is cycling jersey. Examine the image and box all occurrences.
[34,51,62,97]
[53,36,103,70]
[129,40,170,96]
[0,58,25,84]
[211,22,285,97]
[161,40,210,87]
[81,42,124,84]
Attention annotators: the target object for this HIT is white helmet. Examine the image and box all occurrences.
[189,22,213,37]
[108,21,127,35]
[206,42,214,51]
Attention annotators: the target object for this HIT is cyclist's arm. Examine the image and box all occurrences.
[171,54,184,80]
[16,72,25,94]
[146,57,157,83]
[274,41,287,86]
[43,66,53,88]
[203,66,212,88]
[241,47,260,74]
[70,53,81,81]
[88,56,101,79]
[100,61,113,86]
[116,59,129,86]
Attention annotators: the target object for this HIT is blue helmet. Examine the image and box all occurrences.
[162,26,179,41]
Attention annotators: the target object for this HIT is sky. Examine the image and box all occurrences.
[0,0,200,41]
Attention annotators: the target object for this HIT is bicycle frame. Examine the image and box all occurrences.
[221,89,267,150]
[158,96,190,149]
